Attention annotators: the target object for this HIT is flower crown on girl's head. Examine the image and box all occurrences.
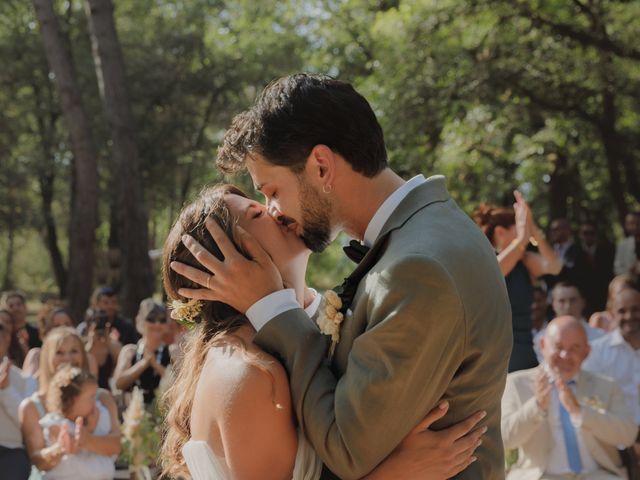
[47,365,94,415]
[169,298,204,329]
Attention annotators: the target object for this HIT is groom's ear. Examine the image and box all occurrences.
[306,144,336,187]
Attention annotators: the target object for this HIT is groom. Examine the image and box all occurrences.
[174,74,512,479]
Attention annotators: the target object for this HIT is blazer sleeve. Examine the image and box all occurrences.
[580,381,638,447]
[253,255,465,480]
[501,373,547,449]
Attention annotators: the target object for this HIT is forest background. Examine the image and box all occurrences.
[1,0,639,321]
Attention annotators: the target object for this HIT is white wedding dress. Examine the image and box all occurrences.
[182,430,322,480]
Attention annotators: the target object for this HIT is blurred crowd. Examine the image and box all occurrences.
[0,287,183,479]
[475,198,640,480]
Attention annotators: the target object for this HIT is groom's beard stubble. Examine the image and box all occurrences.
[298,177,332,253]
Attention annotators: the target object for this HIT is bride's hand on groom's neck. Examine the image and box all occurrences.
[171,220,283,314]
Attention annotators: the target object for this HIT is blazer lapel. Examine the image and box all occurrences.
[348,175,451,279]
[377,174,450,240]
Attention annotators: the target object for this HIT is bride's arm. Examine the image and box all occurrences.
[362,402,485,479]
[220,362,298,480]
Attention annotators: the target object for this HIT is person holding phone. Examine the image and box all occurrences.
[84,310,121,391]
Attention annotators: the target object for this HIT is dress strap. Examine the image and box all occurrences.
[30,393,46,418]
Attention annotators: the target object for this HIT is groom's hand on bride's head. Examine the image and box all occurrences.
[367,402,486,480]
[170,219,283,314]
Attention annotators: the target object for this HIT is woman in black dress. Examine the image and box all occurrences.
[474,191,562,372]
[113,299,170,406]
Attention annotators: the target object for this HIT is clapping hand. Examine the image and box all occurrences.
[555,378,581,415]
[54,423,79,455]
[513,190,533,244]
[74,416,89,449]
[0,356,10,390]
[534,367,552,412]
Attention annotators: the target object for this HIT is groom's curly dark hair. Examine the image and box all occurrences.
[217,73,388,177]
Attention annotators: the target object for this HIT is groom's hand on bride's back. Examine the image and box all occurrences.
[364,401,486,480]
[170,219,283,313]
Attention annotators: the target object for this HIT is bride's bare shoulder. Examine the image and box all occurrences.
[198,335,290,409]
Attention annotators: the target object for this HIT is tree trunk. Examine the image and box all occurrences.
[32,78,68,296]
[84,0,153,318]
[2,217,16,291]
[596,47,628,226]
[618,132,640,204]
[33,0,99,323]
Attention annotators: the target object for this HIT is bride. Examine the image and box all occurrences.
[160,184,486,480]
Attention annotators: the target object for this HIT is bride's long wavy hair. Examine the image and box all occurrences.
[160,183,251,479]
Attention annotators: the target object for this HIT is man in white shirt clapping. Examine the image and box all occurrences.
[583,275,640,459]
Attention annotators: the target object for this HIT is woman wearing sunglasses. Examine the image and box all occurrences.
[113,299,170,406]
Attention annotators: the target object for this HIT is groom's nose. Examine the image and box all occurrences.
[267,204,282,223]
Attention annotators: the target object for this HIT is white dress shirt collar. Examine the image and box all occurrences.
[362,175,425,247]
[304,288,322,318]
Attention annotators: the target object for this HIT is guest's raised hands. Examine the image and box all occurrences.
[555,377,581,415]
[513,190,532,244]
[534,367,551,411]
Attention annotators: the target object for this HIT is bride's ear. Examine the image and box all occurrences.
[306,144,336,190]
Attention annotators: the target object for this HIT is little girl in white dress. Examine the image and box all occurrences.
[32,365,116,480]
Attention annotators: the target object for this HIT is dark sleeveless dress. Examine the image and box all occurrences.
[505,260,538,372]
[97,353,115,390]
[127,342,171,405]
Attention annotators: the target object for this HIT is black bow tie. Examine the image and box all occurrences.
[343,240,371,264]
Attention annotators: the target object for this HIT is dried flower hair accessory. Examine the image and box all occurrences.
[316,290,344,359]
[169,298,203,328]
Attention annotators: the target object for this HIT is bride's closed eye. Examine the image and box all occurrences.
[253,210,263,219]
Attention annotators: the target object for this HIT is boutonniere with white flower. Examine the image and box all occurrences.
[169,298,203,328]
[581,395,605,413]
[316,290,344,359]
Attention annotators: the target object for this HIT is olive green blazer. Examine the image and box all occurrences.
[255,175,513,479]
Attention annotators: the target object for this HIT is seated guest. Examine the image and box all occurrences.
[113,299,170,406]
[23,308,75,379]
[21,365,120,479]
[78,287,138,346]
[583,274,640,436]
[502,316,637,480]
[84,310,121,391]
[0,310,26,367]
[0,320,37,479]
[1,290,41,350]
[614,211,639,276]
[589,273,636,332]
[546,218,581,284]
[532,285,549,336]
[534,282,605,363]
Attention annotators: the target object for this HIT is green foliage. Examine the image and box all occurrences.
[1,0,639,293]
